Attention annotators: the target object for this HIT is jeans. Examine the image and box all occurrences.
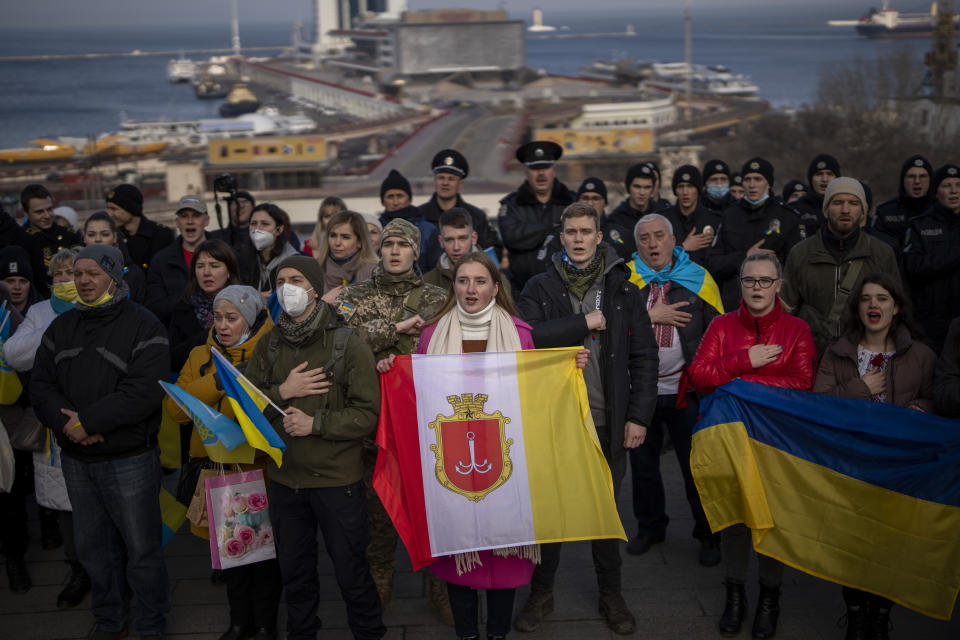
[447,583,516,637]
[61,448,170,635]
[269,481,385,640]
[629,394,712,540]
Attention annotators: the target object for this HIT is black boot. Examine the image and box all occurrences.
[57,561,91,608]
[751,584,781,639]
[868,603,891,640]
[839,588,869,640]
[40,507,63,551]
[718,580,747,636]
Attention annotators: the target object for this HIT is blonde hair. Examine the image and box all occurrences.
[309,196,347,252]
[49,247,81,277]
[317,210,378,267]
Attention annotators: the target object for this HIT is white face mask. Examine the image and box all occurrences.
[278,283,314,317]
[250,229,276,251]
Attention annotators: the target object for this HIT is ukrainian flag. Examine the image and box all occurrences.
[159,381,247,451]
[628,246,723,314]
[691,379,960,620]
[211,349,286,467]
[0,301,23,405]
[158,487,187,546]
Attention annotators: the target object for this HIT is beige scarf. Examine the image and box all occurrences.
[426,300,523,354]
[425,299,537,574]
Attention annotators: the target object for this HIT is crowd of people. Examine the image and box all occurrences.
[0,140,958,640]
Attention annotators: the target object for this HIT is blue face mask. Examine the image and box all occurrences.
[706,184,729,200]
[744,192,770,207]
[232,332,251,347]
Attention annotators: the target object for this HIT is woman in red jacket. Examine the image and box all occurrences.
[688,253,816,640]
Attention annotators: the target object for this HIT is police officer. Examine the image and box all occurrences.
[603,163,671,261]
[903,164,960,353]
[663,166,722,267]
[781,180,807,205]
[708,158,803,311]
[419,149,502,256]
[498,141,576,292]
[792,153,841,235]
[729,172,745,200]
[873,155,935,250]
[701,159,736,214]
[577,177,608,217]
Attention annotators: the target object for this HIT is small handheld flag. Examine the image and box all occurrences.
[159,381,247,451]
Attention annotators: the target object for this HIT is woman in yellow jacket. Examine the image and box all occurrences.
[165,285,281,640]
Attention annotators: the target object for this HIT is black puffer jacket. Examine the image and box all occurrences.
[903,201,960,352]
[145,238,190,326]
[120,216,175,273]
[707,196,803,311]
[498,179,576,291]
[790,191,824,236]
[517,244,659,458]
[601,198,671,262]
[30,291,170,462]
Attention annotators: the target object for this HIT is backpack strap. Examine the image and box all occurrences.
[324,326,352,387]
[825,258,865,341]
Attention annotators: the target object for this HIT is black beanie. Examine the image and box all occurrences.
[781,180,806,202]
[702,159,731,182]
[577,177,607,201]
[899,155,933,184]
[228,190,256,206]
[380,169,412,202]
[931,164,960,194]
[0,246,33,282]
[741,157,774,186]
[672,165,703,194]
[276,255,325,294]
[624,163,656,191]
[105,183,143,217]
[807,154,841,186]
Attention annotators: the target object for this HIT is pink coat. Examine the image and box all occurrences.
[417,313,536,588]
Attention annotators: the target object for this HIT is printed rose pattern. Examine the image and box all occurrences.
[217,489,273,563]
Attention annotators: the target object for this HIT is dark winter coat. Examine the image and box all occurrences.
[145,237,191,326]
[601,198,671,262]
[498,179,576,290]
[419,193,502,256]
[23,223,81,297]
[120,216,175,272]
[167,297,209,373]
[902,201,960,352]
[934,317,960,417]
[30,293,170,462]
[790,192,825,237]
[662,203,723,267]
[517,244,659,460]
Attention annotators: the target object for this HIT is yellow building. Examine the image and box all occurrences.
[207,136,328,165]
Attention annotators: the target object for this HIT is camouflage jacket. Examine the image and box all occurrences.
[335,265,448,360]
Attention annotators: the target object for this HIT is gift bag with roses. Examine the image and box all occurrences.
[205,469,276,569]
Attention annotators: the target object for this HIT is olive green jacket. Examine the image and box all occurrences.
[244,303,379,489]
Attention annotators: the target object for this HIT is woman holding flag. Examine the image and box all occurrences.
[165,284,282,640]
[814,272,935,638]
[688,252,816,640]
[377,252,587,640]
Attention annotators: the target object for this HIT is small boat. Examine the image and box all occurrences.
[646,62,758,97]
[167,54,196,83]
[195,77,229,100]
[0,139,77,163]
[219,83,260,117]
[828,1,960,39]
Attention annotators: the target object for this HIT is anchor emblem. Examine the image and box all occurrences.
[429,393,514,502]
[455,432,492,475]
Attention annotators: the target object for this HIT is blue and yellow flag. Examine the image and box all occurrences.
[691,380,960,620]
[159,487,187,546]
[159,381,247,451]
[628,246,723,314]
[211,349,286,467]
[0,302,24,405]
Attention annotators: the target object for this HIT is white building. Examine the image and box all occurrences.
[568,97,678,130]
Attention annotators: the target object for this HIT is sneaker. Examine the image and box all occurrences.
[598,590,636,635]
[57,562,92,608]
[625,532,665,556]
[698,535,722,567]
[6,558,32,594]
[513,588,554,632]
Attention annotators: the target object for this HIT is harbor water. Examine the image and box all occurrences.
[0,4,931,149]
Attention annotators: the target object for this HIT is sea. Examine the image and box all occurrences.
[0,3,933,149]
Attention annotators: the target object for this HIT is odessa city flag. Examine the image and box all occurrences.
[691,380,960,620]
[374,348,626,571]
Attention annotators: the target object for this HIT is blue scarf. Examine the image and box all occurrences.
[50,295,75,315]
[629,246,725,314]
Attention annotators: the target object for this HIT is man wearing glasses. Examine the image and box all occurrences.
[782,178,901,356]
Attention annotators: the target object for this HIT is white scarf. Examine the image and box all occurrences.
[425,299,523,354]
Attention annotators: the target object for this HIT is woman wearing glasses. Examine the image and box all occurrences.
[687,252,816,640]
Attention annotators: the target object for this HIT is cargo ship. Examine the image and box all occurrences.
[828,1,960,38]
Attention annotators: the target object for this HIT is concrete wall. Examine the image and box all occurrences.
[394,21,525,76]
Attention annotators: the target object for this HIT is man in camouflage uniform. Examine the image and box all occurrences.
[334,218,449,619]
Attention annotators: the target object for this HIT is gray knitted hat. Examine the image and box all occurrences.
[75,245,124,286]
[214,285,263,328]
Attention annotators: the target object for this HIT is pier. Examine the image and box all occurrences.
[0,47,287,63]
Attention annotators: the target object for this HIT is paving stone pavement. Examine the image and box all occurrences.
[4,453,958,639]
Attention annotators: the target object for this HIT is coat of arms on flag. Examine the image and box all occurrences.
[429,393,513,502]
